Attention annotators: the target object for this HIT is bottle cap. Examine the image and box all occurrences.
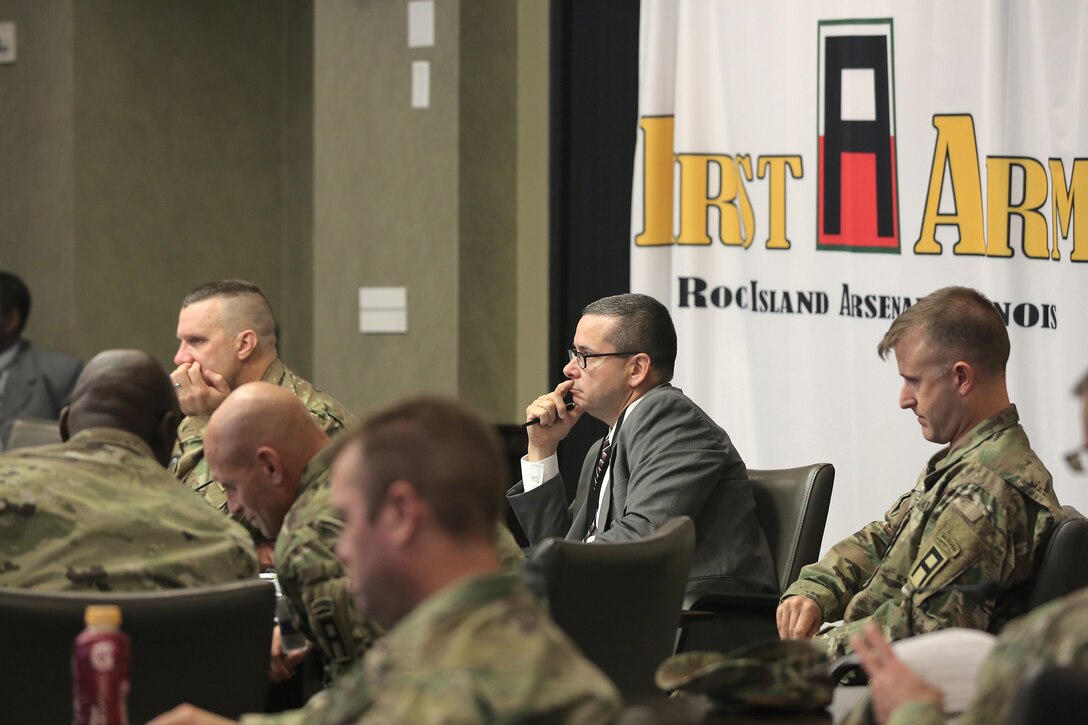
[84,604,123,628]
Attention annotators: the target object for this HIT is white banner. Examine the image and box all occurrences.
[631,0,1088,551]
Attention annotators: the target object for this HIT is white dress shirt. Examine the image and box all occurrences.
[520,395,647,542]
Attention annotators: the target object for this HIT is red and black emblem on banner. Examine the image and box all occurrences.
[818,20,900,253]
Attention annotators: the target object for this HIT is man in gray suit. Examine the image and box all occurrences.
[0,271,83,449]
[507,293,776,596]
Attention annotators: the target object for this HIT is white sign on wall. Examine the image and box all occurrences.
[631,0,1088,550]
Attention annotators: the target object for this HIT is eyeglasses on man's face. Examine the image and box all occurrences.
[567,349,639,369]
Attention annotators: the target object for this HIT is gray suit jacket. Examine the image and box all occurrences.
[0,341,83,447]
[508,384,776,596]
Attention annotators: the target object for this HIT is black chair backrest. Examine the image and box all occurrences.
[748,463,836,593]
[1028,505,1088,610]
[533,517,695,699]
[0,579,275,725]
[1005,663,1088,725]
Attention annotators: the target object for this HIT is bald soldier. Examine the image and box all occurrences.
[170,280,354,515]
[0,350,257,590]
[205,383,525,681]
[151,397,620,725]
[204,382,381,682]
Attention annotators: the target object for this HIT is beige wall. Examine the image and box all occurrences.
[313,0,547,421]
[0,0,77,355]
[71,1,309,372]
[0,0,547,423]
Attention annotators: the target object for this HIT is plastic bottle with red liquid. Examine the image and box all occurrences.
[72,604,131,725]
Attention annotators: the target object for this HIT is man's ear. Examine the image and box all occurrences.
[628,352,653,388]
[59,406,71,442]
[0,308,21,337]
[154,409,182,466]
[951,360,974,396]
[236,329,259,362]
[381,480,423,546]
[256,446,283,485]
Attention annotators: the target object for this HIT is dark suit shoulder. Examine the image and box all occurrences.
[22,342,83,376]
[621,384,730,445]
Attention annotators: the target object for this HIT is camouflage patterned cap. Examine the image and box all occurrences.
[655,639,833,711]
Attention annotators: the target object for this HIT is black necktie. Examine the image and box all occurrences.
[584,436,612,538]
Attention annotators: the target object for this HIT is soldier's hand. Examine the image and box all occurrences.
[776,595,823,640]
[525,380,584,461]
[268,624,309,683]
[171,361,232,416]
[851,623,943,724]
[147,704,237,725]
[256,541,276,570]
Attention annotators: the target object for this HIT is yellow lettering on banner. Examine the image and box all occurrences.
[634,116,676,247]
[757,155,803,250]
[1050,158,1088,262]
[676,154,752,247]
[736,155,756,249]
[915,115,985,255]
[986,157,1048,259]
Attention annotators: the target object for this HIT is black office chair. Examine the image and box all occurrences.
[530,516,695,699]
[676,463,835,653]
[1027,505,1088,610]
[0,579,275,725]
[1005,663,1088,725]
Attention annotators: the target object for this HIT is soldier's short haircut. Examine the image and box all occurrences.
[181,279,277,351]
[0,271,31,334]
[342,396,505,541]
[876,286,1010,376]
[582,293,678,382]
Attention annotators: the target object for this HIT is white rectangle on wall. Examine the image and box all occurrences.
[0,22,16,64]
[360,309,408,334]
[408,1,435,48]
[411,61,430,109]
[359,287,408,334]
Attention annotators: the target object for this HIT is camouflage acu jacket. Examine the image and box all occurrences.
[276,444,383,681]
[277,446,525,682]
[240,572,622,725]
[783,405,1060,657]
[0,427,258,590]
[170,358,355,512]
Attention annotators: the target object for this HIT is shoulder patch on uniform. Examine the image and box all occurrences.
[909,546,949,589]
[935,531,961,558]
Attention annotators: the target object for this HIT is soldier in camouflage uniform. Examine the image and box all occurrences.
[205,382,378,682]
[151,397,620,725]
[0,350,257,590]
[838,367,1088,725]
[169,280,354,515]
[207,383,526,682]
[778,287,1061,657]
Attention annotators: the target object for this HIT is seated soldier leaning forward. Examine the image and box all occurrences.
[150,397,620,725]
[777,286,1061,658]
[204,382,525,683]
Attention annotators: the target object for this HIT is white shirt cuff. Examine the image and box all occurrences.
[520,453,559,492]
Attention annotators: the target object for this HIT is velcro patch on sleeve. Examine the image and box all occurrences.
[909,546,949,589]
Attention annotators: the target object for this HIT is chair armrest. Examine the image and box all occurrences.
[682,591,781,615]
